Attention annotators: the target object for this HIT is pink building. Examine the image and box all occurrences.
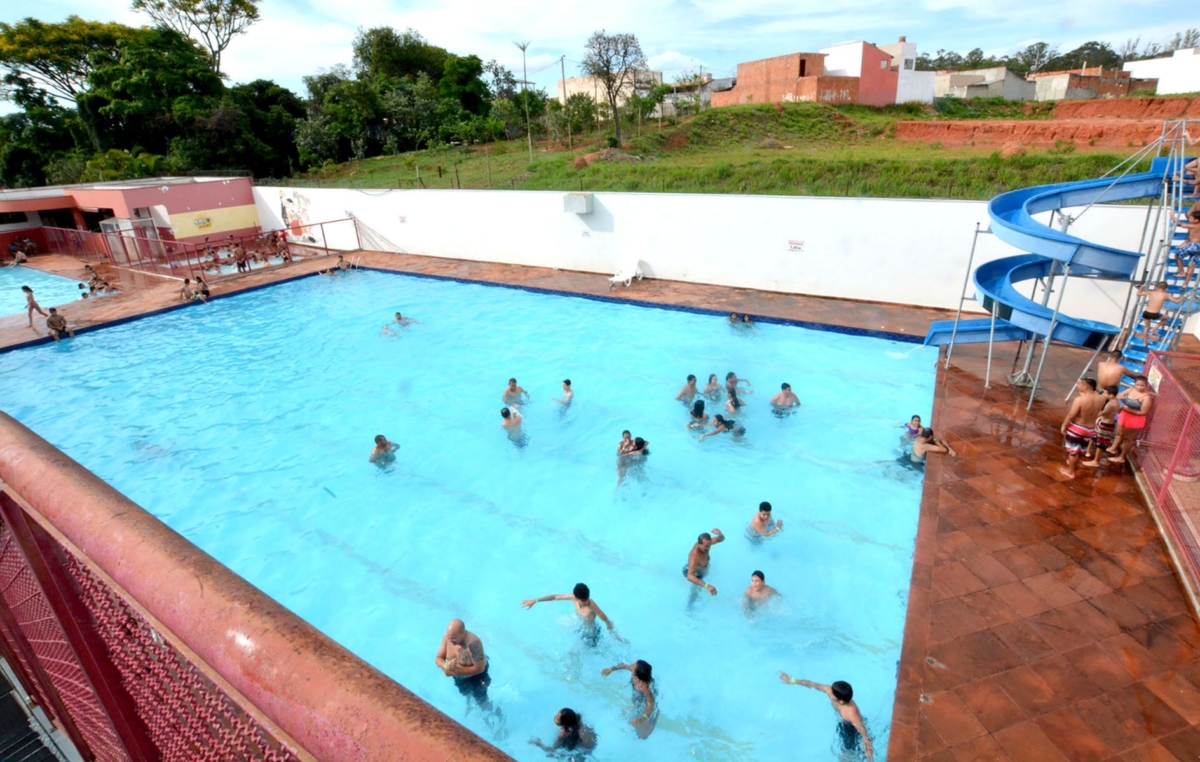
[818,41,900,107]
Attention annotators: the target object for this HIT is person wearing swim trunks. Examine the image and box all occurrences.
[770,383,801,410]
[436,619,494,710]
[601,660,657,739]
[369,434,399,465]
[521,582,626,646]
[749,501,783,538]
[1107,375,1154,464]
[1171,209,1200,285]
[502,378,529,406]
[1135,281,1185,340]
[778,673,874,759]
[684,529,724,599]
[1082,386,1120,468]
[1060,378,1106,480]
[45,308,74,342]
[553,379,573,407]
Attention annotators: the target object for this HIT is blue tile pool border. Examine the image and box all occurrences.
[0,264,925,355]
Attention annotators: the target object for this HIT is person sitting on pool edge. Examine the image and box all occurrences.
[601,660,657,739]
[319,254,350,275]
[529,708,596,756]
[45,308,74,342]
[778,673,873,759]
[770,383,800,409]
[521,582,626,646]
[369,434,399,465]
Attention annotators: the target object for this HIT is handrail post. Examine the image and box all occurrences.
[945,222,982,369]
[1028,262,1071,409]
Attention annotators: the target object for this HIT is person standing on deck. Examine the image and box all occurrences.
[1096,350,1126,391]
[1060,378,1106,480]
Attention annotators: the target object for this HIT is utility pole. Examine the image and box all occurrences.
[560,55,571,149]
[516,41,534,164]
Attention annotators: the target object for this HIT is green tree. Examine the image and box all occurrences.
[1005,42,1057,75]
[77,27,222,155]
[0,16,142,104]
[0,84,80,186]
[171,79,304,177]
[581,30,646,145]
[130,0,259,74]
[439,54,490,115]
[1041,41,1121,72]
[352,27,447,82]
[483,59,517,100]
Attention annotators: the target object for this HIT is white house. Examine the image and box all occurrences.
[1123,49,1200,95]
[878,36,935,104]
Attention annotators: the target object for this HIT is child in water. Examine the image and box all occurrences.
[369,435,399,465]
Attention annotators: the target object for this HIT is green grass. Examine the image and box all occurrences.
[287,102,1149,200]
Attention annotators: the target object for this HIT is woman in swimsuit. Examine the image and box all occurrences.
[703,374,722,401]
[529,708,596,757]
[904,415,922,438]
[22,286,47,328]
[1107,376,1153,463]
[726,388,745,415]
[687,400,710,429]
[617,430,635,455]
[700,415,744,441]
[601,660,657,739]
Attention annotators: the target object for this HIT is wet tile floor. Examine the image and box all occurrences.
[4,252,1200,761]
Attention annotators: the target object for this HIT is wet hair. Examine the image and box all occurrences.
[508,377,517,384]
[752,570,764,581]
[687,374,696,382]
[21,285,31,293]
[708,374,718,383]
[728,389,743,409]
[831,681,854,703]
[920,427,935,439]
[726,372,736,381]
[742,314,752,322]
[501,408,511,418]
[1083,378,1097,391]
[558,708,582,750]
[698,532,713,543]
[1110,349,1122,359]
[573,583,590,601]
[713,414,730,428]
[1157,281,1169,289]
[691,400,706,418]
[48,307,57,314]
[1134,374,1148,383]
[622,429,631,437]
[632,437,647,452]
[910,415,921,423]
[1104,384,1119,396]
[78,283,86,289]
[563,379,571,387]
[781,383,791,390]
[634,660,653,683]
[759,501,772,512]
[374,435,387,445]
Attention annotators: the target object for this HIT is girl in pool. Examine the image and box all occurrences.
[601,660,657,739]
[617,437,649,485]
[703,373,722,401]
[617,430,635,455]
[902,415,922,441]
[529,707,596,757]
[22,286,47,328]
[726,388,745,415]
[687,400,710,429]
[700,415,744,441]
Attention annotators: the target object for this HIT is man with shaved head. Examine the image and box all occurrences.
[436,619,492,709]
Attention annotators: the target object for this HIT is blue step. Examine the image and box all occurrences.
[923,317,1032,346]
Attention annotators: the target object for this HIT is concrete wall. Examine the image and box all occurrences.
[557,72,663,106]
[816,42,897,106]
[881,40,935,104]
[1123,49,1200,95]
[936,68,1034,100]
[253,186,1156,335]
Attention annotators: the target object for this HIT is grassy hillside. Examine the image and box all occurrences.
[286,101,1143,200]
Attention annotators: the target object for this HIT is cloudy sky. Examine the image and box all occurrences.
[3,0,1196,111]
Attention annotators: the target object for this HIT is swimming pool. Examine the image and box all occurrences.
[0,264,89,317]
[0,271,936,761]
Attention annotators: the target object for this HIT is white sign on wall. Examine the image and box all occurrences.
[787,240,805,252]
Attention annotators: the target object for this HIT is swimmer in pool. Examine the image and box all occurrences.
[436,619,494,711]
[770,383,800,409]
[726,387,746,415]
[521,582,626,645]
[553,379,573,406]
[728,311,740,324]
[676,374,699,403]
[749,501,783,538]
[725,371,752,395]
[617,437,648,485]
[529,708,596,755]
[699,415,743,441]
[703,373,723,401]
[687,400,710,429]
[903,415,922,438]
[907,428,956,467]
[778,674,873,759]
[382,312,419,335]
[684,529,725,596]
[601,660,657,739]
[502,378,529,406]
[500,406,523,429]
[745,570,778,610]
[617,430,635,455]
[369,434,399,465]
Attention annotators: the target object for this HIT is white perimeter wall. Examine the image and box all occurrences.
[1124,49,1200,95]
[254,186,1174,337]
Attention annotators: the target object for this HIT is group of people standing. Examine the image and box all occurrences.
[1060,349,1150,479]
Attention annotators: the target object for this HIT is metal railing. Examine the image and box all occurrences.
[1136,350,1200,620]
[0,413,513,762]
[39,219,362,282]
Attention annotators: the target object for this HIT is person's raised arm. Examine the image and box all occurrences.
[521,594,570,609]
[779,672,833,696]
[601,662,632,677]
[710,528,726,545]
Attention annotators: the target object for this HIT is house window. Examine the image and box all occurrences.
[800,60,807,77]
[880,59,888,70]
[904,59,914,70]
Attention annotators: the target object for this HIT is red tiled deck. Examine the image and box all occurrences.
[5,251,1200,761]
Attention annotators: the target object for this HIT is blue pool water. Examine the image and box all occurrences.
[0,271,937,761]
[0,265,89,317]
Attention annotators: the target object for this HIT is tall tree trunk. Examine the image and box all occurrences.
[609,94,621,145]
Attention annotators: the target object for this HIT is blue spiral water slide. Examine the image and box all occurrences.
[924,157,1175,352]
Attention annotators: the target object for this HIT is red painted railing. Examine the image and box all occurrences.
[1136,350,1200,619]
[39,219,361,282]
[0,413,512,762]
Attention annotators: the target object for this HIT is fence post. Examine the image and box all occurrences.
[0,494,159,761]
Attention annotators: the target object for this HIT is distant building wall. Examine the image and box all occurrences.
[557,72,663,106]
[935,68,1033,100]
[1122,48,1199,95]
[818,41,898,106]
[1032,69,1157,100]
[879,39,935,104]
[711,52,866,107]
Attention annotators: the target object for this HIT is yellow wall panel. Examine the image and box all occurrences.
[170,204,260,239]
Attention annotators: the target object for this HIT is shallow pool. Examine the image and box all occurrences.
[0,264,89,318]
[0,271,936,761]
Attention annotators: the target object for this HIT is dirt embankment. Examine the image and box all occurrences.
[895,97,1200,148]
